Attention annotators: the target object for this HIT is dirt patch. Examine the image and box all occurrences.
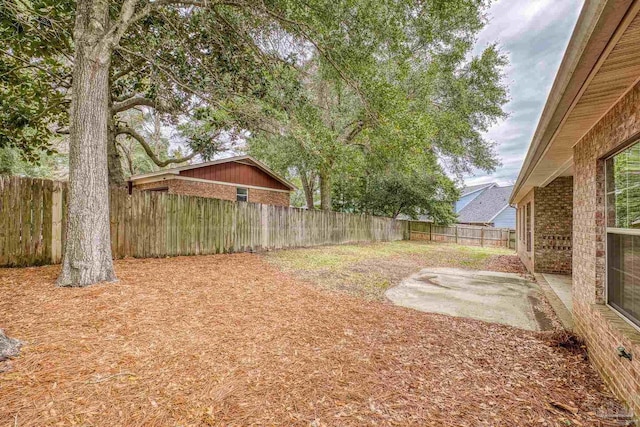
[485,254,529,275]
[0,253,624,426]
[528,293,557,331]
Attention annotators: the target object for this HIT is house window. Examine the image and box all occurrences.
[526,203,532,252]
[606,141,640,327]
[236,187,248,202]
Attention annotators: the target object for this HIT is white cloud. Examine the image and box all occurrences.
[463,0,584,188]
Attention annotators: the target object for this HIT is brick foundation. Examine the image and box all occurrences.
[573,81,640,416]
[134,178,290,207]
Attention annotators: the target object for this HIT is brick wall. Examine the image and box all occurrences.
[134,179,290,207]
[249,187,290,206]
[573,81,640,416]
[168,179,237,201]
[533,176,573,274]
[516,188,535,273]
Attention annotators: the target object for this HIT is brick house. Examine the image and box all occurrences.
[129,155,295,206]
[511,0,640,416]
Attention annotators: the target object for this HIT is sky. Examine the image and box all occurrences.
[463,0,584,187]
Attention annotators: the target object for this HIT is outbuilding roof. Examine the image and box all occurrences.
[128,155,297,190]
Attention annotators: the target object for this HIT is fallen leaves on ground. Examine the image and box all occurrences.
[0,253,624,426]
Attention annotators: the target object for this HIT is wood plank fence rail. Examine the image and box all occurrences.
[0,176,407,267]
[408,221,516,249]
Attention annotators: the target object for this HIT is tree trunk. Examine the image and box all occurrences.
[300,170,315,209]
[107,117,126,186]
[107,76,125,186]
[0,329,21,361]
[319,171,332,211]
[57,0,116,287]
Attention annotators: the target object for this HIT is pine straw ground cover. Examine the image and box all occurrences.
[263,241,529,301]
[0,252,625,426]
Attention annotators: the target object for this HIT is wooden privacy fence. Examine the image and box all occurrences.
[408,221,516,249]
[0,175,407,267]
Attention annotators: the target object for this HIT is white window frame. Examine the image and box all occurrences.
[236,187,248,202]
[604,140,640,331]
[525,202,532,253]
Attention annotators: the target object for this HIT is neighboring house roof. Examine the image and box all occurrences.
[511,0,639,204]
[457,185,513,224]
[129,155,297,190]
[461,183,497,197]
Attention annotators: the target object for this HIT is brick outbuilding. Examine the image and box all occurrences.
[129,155,295,207]
[512,0,640,417]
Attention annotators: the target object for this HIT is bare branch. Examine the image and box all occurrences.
[116,126,197,167]
[342,120,366,143]
[112,65,134,82]
[112,97,157,113]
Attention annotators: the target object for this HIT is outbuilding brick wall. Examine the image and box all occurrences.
[573,81,640,416]
[134,179,290,207]
[249,187,291,206]
[533,177,573,274]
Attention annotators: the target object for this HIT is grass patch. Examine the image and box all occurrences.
[263,240,519,300]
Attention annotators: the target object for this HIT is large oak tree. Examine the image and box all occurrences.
[3,0,506,286]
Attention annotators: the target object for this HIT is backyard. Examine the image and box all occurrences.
[0,242,624,426]
[263,240,526,300]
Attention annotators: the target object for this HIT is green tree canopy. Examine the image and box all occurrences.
[1,0,508,285]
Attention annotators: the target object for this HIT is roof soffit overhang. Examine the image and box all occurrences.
[511,0,639,204]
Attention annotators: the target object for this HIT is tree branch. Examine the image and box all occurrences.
[257,6,371,115]
[112,96,157,113]
[116,126,197,167]
[342,120,366,143]
[0,49,72,88]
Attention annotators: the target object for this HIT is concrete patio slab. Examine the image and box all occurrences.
[385,268,554,331]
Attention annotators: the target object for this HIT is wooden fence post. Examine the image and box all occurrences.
[51,184,63,264]
[455,226,458,244]
[261,204,269,249]
[480,227,484,247]
[429,223,432,241]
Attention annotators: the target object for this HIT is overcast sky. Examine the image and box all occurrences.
[463,0,584,187]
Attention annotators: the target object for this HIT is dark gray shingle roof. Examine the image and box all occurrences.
[457,185,513,224]
[460,183,496,197]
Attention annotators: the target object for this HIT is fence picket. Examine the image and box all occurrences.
[0,176,408,267]
[408,221,516,249]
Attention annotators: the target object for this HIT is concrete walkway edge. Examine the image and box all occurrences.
[534,273,574,331]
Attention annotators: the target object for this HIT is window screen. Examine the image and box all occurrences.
[236,187,248,202]
[606,142,640,327]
